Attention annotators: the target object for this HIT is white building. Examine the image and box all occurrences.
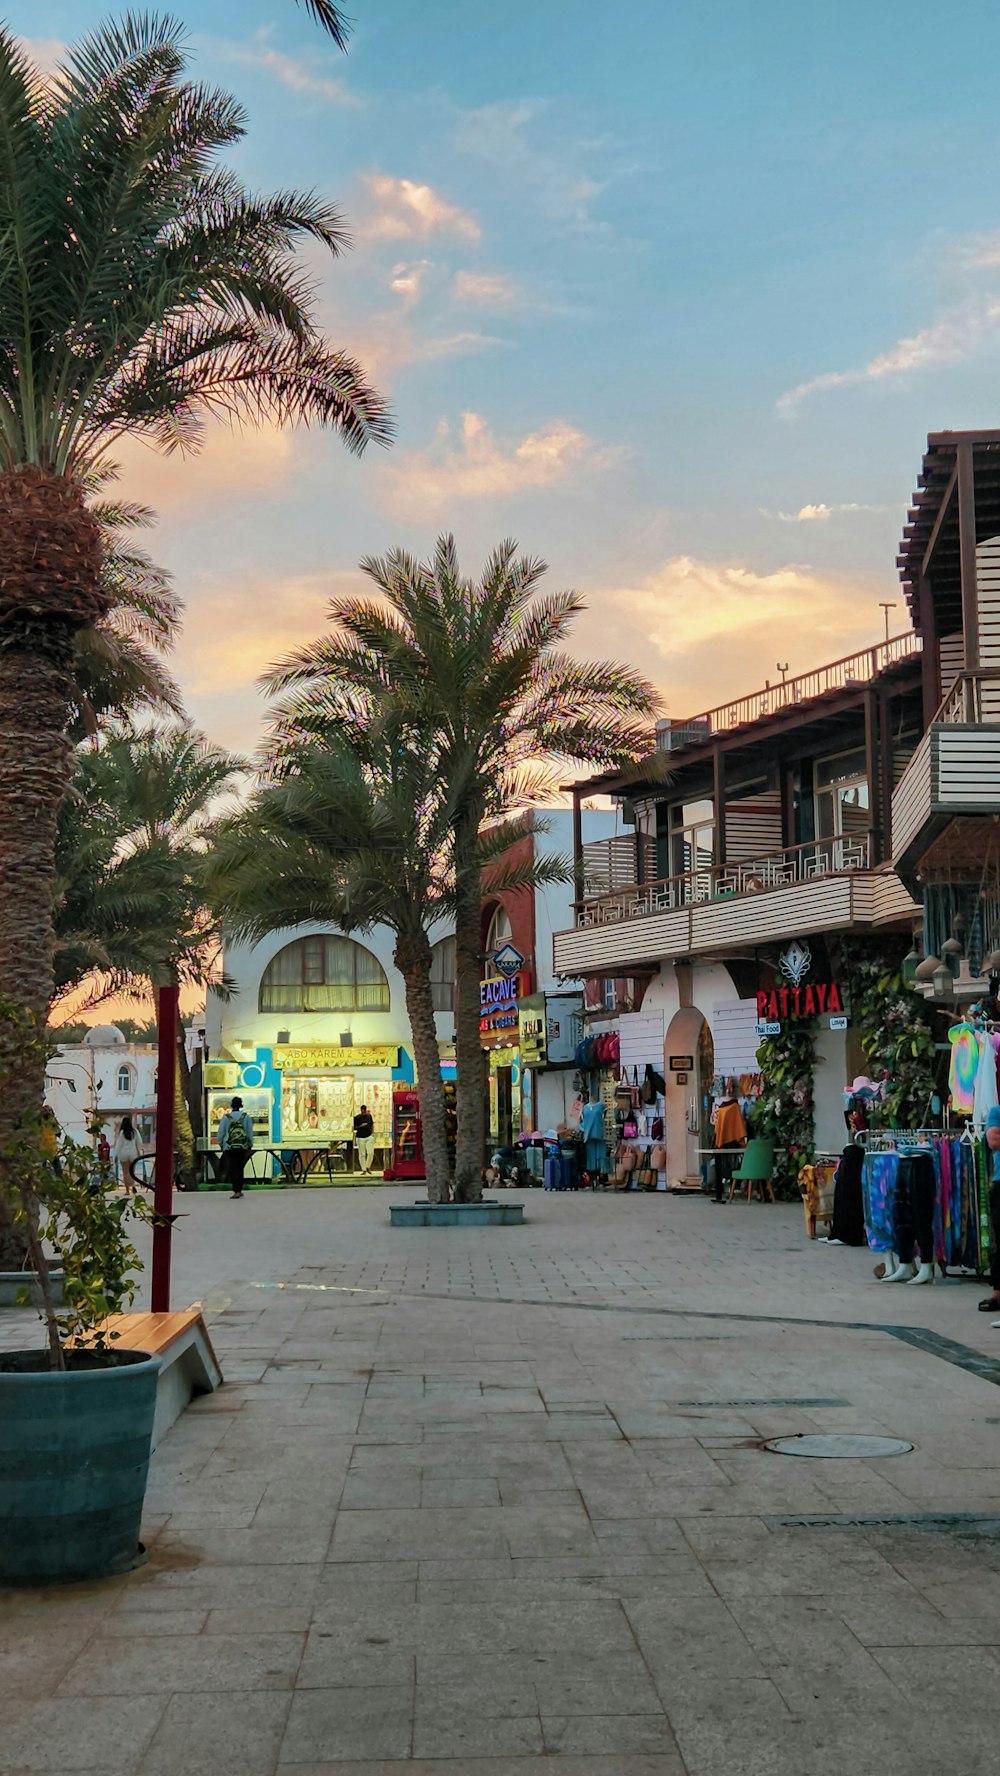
[45,1025,158,1149]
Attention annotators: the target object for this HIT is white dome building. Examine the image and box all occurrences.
[82,1025,127,1048]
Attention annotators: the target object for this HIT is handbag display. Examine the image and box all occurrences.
[619,1146,637,1171]
[649,1144,667,1170]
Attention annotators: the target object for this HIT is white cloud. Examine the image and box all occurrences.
[453,100,603,229]
[773,501,891,523]
[361,175,480,243]
[778,296,1000,414]
[226,32,356,105]
[453,270,518,307]
[377,411,608,518]
[339,316,503,381]
[389,259,433,302]
[577,556,887,717]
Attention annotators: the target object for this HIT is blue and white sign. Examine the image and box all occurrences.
[755,1020,782,1037]
[492,942,525,979]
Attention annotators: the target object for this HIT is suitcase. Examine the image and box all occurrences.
[544,1154,562,1191]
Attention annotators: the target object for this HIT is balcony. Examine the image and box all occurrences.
[892,671,1000,882]
[655,633,922,752]
[554,832,919,977]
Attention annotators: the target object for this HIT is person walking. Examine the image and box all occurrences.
[353,1104,376,1176]
[113,1114,144,1191]
[218,1096,254,1199]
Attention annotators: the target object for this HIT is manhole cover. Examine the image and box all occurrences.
[765,1434,913,1459]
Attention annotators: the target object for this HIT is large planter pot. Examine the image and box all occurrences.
[0,1348,160,1585]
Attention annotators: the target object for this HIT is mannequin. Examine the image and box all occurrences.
[712,1081,747,1203]
[580,1093,608,1183]
[882,1146,936,1284]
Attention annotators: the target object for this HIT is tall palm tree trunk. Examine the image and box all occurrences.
[396,935,450,1203]
[0,470,105,1266]
[453,808,486,1202]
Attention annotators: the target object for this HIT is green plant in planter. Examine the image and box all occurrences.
[0,999,160,1584]
[753,1023,818,1197]
[0,1000,150,1367]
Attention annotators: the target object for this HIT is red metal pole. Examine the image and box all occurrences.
[151,984,179,1313]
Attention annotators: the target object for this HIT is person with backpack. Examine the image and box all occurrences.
[217,1096,254,1199]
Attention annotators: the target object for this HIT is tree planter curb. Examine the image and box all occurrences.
[0,1348,160,1584]
[390,1200,525,1227]
[0,1269,65,1309]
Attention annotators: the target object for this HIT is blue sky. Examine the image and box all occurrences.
[15,0,1000,748]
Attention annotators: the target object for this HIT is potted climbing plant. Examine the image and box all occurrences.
[0,1002,156,1584]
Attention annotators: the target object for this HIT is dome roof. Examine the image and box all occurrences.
[82,1024,127,1048]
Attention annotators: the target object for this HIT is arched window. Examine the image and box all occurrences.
[259,935,390,1014]
[116,1064,134,1096]
[484,904,515,979]
[430,936,456,1012]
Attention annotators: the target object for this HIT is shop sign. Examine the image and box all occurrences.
[492,942,525,979]
[756,983,844,1021]
[518,993,547,1066]
[480,970,530,1042]
[273,1044,399,1070]
[669,1055,693,1072]
[829,1015,848,1030]
[755,1021,782,1037]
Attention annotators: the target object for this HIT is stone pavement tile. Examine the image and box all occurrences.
[298,1619,415,1688]
[531,1664,664,1716]
[872,1644,1000,1709]
[329,1506,509,1562]
[415,1558,516,1601]
[662,1677,791,1731]
[0,1694,168,1774]
[55,1631,305,1697]
[315,1560,419,1603]
[671,1711,993,1776]
[420,1476,503,1507]
[275,1757,687,1775]
[498,1482,583,1508]
[338,1472,421,1510]
[917,1578,1000,1616]
[101,1609,209,1637]
[139,1691,292,1776]
[156,1525,333,1565]
[206,1606,315,1634]
[840,1599,1000,1645]
[542,1715,680,1756]
[625,1596,768,1689]
[412,1694,543,1759]
[0,1624,94,1700]
[700,1541,920,1600]
[121,1562,323,1614]
[279,1684,413,1763]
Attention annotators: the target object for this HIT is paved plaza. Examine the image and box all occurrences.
[5,1186,1000,1774]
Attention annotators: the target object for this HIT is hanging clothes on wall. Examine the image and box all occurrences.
[862,1151,899,1254]
[949,1022,979,1114]
[830,1145,867,1246]
[974,1029,1000,1130]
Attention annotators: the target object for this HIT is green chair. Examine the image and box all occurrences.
[729,1138,776,1203]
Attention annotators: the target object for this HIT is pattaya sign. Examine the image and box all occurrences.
[756,983,844,1021]
[273,1045,399,1070]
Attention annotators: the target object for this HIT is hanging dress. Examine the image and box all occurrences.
[974,1030,1000,1130]
[948,1023,979,1114]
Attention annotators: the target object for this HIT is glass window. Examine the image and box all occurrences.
[672,798,715,877]
[259,936,391,1014]
[815,749,870,842]
[430,936,456,1012]
[116,1064,133,1095]
[484,905,516,979]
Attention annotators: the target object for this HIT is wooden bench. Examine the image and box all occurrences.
[75,1308,223,1448]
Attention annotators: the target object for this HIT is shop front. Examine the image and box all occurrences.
[481,969,531,1149]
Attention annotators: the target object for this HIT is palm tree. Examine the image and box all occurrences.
[265,536,661,1199]
[56,724,241,1191]
[296,0,353,46]
[72,479,183,737]
[0,17,389,1160]
[210,725,457,1201]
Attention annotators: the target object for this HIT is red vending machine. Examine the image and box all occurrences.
[386,1087,424,1180]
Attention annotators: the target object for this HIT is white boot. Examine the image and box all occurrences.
[906,1262,935,1285]
[882,1260,918,1282]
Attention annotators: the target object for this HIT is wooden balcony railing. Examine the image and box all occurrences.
[655,633,921,749]
[937,670,1000,724]
[576,832,873,929]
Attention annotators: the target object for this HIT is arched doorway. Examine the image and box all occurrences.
[663,1005,712,1189]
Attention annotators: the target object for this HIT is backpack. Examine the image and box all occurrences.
[225,1114,251,1151]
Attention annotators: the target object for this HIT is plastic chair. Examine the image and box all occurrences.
[729,1139,776,1203]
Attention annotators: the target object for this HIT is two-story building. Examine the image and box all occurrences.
[553,636,928,1185]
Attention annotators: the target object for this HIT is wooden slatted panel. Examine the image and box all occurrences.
[724,792,783,860]
[851,873,921,925]
[939,631,964,693]
[976,537,1000,718]
[554,908,692,976]
[618,1011,665,1074]
[712,1001,762,1075]
[692,877,853,950]
[891,730,933,860]
[937,727,1000,806]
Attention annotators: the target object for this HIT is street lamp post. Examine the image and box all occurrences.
[151,985,179,1313]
